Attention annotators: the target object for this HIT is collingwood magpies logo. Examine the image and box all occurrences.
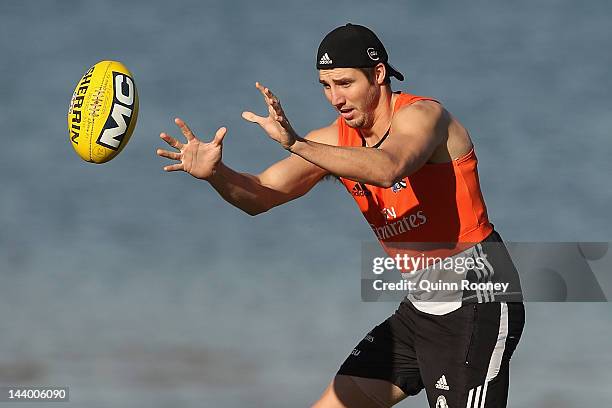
[391,178,408,193]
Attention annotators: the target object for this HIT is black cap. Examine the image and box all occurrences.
[316,23,404,81]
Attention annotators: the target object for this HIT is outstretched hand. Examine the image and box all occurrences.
[242,82,298,150]
[157,118,226,180]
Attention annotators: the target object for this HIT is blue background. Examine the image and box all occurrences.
[1,1,611,406]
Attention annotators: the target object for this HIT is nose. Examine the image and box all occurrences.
[330,88,346,109]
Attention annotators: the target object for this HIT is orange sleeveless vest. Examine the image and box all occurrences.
[338,92,493,259]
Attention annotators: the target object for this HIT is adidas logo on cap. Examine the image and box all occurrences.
[435,375,450,391]
[319,53,333,65]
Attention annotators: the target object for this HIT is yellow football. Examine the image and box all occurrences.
[68,60,139,163]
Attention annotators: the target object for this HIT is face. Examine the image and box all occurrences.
[318,67,381,129]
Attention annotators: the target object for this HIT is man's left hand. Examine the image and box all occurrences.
[242,82,298,150]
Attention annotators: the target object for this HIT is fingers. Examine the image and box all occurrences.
[174,117,196,141]
[157,143,182,172]
[254,82,286,124]
[163,163,184,172]
[160,132,183,150]
[241,111,266,124]
[156,148,181,161]
[255,82,269,101]
[256,82,272,98]
[255,82,280,107]
[213,127,227,145]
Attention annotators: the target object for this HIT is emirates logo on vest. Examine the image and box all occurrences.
[370,210,428,240]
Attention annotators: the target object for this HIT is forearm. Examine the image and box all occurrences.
[206,163,278,216]
[288,138,410,187]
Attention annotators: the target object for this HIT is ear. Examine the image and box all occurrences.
[374,63,387,85]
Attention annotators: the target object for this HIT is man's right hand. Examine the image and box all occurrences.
[157,118,227,180]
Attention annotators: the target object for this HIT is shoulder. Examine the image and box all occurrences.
[304,120,339,146]
[390,99,449,140]
[393,99,447,127]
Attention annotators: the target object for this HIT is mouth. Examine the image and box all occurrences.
[339,108,355,119]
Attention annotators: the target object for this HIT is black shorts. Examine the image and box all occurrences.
[338,300,525,408]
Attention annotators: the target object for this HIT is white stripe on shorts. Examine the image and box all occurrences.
[466,302,509,408]
[466,385,482,408]
[486,302,509,381]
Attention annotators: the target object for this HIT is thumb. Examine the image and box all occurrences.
[241,111,266,124]
[213,126,227,145]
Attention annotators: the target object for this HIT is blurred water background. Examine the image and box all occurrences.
[1,0,611,406]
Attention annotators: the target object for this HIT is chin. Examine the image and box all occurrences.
[344,114,367,129]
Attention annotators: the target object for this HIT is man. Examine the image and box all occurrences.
[157,23,524,408]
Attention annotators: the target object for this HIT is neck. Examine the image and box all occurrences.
[360,86,396,146]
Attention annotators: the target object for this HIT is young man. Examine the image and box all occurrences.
[157,23,524,408]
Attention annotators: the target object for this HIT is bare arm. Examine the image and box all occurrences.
[243,84,447,188]
[289,101,447,187]
[157,118,335,216]
[208,127,335,215]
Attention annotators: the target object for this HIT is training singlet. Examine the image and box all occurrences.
[338,92,493,261]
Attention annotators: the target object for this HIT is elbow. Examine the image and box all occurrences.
[379,180,395,188]
[243,202,272,216]
[367,175,394,189]
[244,206,267,217]
[366,171,395,188]
[241,190,276,216]
[378,168,403,189]
[244,190,286,216]
[373,153,409,188]
[245,209,261,217]
[378,177,396,189]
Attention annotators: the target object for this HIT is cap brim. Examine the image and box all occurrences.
[386,62,404,81]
